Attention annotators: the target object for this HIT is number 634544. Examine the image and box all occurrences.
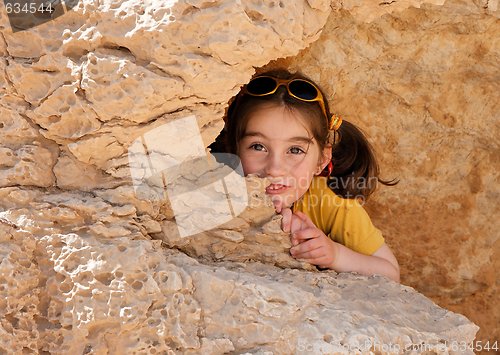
[447,340,498,352]
[4,1,55,14]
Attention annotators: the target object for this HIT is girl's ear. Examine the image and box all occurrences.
[316,144,332,175]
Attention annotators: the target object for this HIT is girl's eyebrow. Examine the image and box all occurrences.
[243,131,313,144]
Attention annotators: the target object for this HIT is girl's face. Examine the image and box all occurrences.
[238,104,331,211]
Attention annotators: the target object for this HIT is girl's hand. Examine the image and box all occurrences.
[280,209,400,281]
[281,209,339,269]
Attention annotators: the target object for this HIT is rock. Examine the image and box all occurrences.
[0,0,487,352]
[156,174,315,270]
[0,228,479,353]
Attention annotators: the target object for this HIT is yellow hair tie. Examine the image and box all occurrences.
[329,115,343,131]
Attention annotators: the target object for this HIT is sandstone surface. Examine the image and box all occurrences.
[0,0,493,353]
[0,221,478,353]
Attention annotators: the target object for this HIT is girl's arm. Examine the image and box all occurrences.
[282,209,400,282]
[327,243,400,282]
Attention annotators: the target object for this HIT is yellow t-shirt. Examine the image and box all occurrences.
[292,177,385,256]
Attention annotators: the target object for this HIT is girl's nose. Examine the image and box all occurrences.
[264,153,285,177]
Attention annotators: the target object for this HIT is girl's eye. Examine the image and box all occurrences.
[249,143,266,152]
[289,146,305,155]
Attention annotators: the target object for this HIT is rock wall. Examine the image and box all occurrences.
[0,0,494,353]
[273,0,499,345]
[0,221,479,353]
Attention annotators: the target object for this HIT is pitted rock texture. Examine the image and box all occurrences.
[0,0,488,353]
[0,227,479,353]
[272,0,499,343]
[159,174,316,271]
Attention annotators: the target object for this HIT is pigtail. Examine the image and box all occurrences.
[328,119,398,201]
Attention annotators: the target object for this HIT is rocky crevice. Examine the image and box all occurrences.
[0,0,494,352]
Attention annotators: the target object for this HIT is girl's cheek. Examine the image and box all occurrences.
[239,154,254,175]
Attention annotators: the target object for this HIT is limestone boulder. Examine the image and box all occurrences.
[0,0,491,353]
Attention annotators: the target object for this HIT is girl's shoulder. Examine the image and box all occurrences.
[306,177,364,210]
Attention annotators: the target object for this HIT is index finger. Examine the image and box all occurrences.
[280,208,292,233]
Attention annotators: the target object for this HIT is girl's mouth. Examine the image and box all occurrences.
[265,183,289,195]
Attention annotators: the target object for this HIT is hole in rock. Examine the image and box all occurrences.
[95,272,114,286]
[5,313,18,328]
[131,280,143,290]
[244,9,264,22]
[18,258,31,268]
[63,48,90,62]
[148,318,161,327]
[47,115,61,124]
[182,6,199,16]
[59,283,72,293]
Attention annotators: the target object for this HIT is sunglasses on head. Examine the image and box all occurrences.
[243,75,342,131]
[245,75,327,115]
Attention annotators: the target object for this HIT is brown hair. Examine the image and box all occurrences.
[209,69,398,200]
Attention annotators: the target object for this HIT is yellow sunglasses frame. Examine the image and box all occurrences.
[244,76,342,131]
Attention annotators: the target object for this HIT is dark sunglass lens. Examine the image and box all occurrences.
[246,77,277,95]
[289,80,318,100]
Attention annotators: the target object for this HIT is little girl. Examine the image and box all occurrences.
[210,69,400,282]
